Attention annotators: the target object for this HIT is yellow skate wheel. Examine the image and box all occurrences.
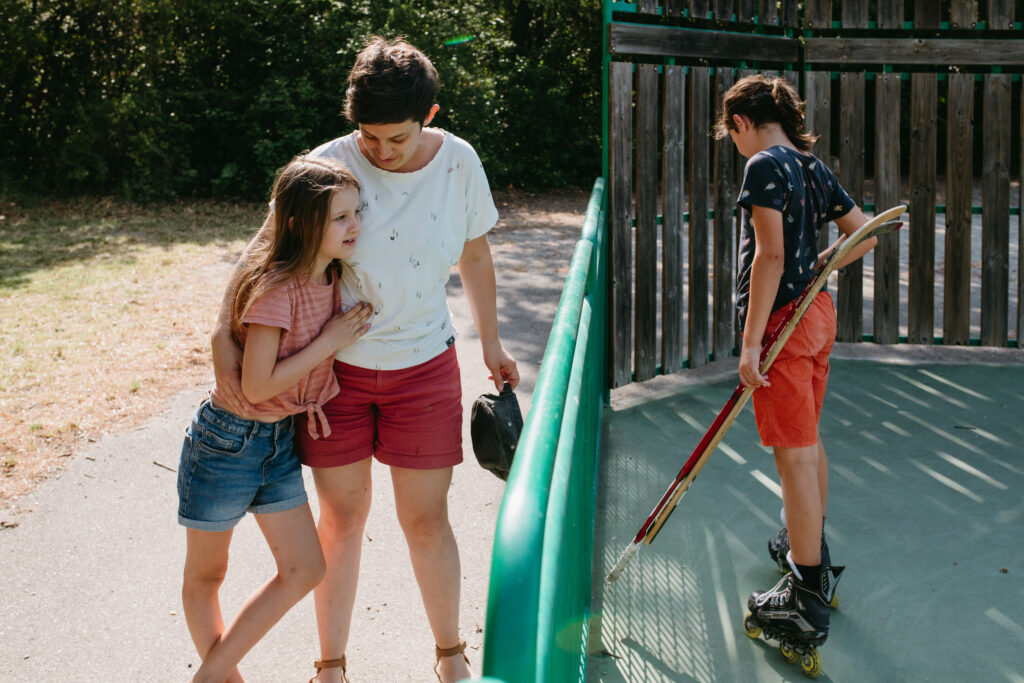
[779,643,799,663]
[743,613,761,639]
[829,592,839,609]
[799,649,822,678]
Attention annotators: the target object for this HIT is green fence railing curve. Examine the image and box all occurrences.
[481,176,608,683]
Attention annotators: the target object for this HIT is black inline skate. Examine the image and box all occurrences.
[768,514,838,608]
[743,564,844,678]
[767,524,791,570]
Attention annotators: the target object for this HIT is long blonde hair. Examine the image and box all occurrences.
[230,155,359,345]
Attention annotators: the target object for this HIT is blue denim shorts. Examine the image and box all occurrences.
[177,399,308,532]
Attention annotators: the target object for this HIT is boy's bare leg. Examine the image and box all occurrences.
[191,504,325,683]
[774,443,824,567]
[182,528,245,683]
[310,459,373,683]
[391,466,473,683]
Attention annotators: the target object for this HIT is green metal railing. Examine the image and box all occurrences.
[480,177,608,683]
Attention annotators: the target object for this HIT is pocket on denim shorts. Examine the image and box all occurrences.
[177,429,194,498]
[195,421,247,457]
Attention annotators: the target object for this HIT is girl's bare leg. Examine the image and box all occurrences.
[182,528,245,683]
[191,504,325,683]
[817,436,829,514]
[774,442,824,568]
[310,459,373,683]
[391,465,472,683]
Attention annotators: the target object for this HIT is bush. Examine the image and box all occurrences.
[0,0,602,200]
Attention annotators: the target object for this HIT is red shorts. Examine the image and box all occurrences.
[752,292,836,448]
[296,346,463,470]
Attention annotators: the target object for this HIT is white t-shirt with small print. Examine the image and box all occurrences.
[309,129,498,370]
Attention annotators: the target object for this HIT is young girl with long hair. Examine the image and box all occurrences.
[715,75,875,666]
[177,155,372,682]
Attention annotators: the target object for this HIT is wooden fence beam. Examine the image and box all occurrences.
[876,0,904,29]
[804,0,831,28]
[712,69,736,361]
[908,73,937,344]
[805,1,833,255]
[805,38,1024,66]
[837,71,866,342]
[872,0,903,345]
[634,64,659,381]
[662,66,686,374]
[950,0,979,29]
[873,71,902,344]
[688,67,711,369]
[609,62,633,387]
[907,2,939,344]
[664,0,686,17]
[941,0,977,346]
[609,24,799,63]
[981,73,1011,346]
[980,0,1014,346]
[835,0,868,343]
[944,73,974,345]
[736,0,755,23]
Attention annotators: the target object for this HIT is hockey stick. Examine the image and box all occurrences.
[606,205,907,583]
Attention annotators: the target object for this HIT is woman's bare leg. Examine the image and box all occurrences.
[391,466,472,683]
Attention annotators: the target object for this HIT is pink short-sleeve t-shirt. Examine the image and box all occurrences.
[211,270,342,438]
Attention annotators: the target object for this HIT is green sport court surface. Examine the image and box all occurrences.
[588,357,1024,682]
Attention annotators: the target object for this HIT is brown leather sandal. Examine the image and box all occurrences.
[433,640,470,682]
[310,655,349,683]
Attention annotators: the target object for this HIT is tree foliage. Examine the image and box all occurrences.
[0,0,601,200]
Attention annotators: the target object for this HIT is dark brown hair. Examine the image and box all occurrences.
[714,75,817,152]
[343,36,439,125]
[230,155,360,344]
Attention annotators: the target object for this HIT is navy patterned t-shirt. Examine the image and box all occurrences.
[735,145,855,329]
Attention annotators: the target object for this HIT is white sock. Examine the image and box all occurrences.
[780,507,787,528]
[787,550,803,581]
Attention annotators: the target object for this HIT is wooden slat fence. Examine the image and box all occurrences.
[605,0,1022,388]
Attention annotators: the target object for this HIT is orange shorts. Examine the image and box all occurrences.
[752,292,836,448]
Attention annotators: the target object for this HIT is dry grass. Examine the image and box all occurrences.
[0,197,265,510]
